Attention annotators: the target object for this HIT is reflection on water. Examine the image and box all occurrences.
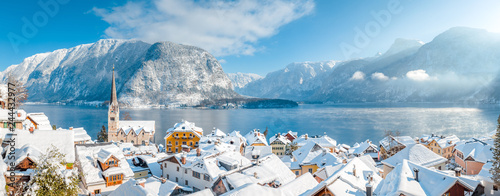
[21,103,499,145]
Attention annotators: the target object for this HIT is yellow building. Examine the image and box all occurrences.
[244,129,268,146]
[269,133,290,157]
[164,120,203,153]
[419,135,460,159]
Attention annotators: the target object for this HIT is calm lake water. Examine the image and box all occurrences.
[21,103,500,146]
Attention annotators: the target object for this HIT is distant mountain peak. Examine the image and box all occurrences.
[382,38,424,57]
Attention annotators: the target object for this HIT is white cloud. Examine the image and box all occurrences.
[371,72,389,81]
[406,69,432,81]
[93,0,314,56]
[350,71,365,80]
[218,59,227,64]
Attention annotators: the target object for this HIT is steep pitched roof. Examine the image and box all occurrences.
[164,120,203,139]
[382,144,447,168]
[294,135,337,148]
[244,129,268,146]
[119,120,155,135]
[454,138,493,163]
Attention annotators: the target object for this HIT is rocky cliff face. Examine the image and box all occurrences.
[1,39,239,106]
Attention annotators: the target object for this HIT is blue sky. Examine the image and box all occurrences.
[1,0,500,76]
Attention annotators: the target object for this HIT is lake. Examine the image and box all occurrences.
[21,103,500,146]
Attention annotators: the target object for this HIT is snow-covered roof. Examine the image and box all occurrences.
[292,141,325,165]
[350,140,378,155]
[71,127,92,142]
[186,188,215,196]
[7,129,75,163]
[5,144,42,168]
[244,129,268,146]
[269,134,291,145]
[419,134,460,148]
[221,183,280,196]
[379,135,415,150]
[26,112,51,130]
[223,172,317,196]
[375,160,478,196]
[244,146,272,160]
[118,143,159,156]
[304,157,382,196]
[109,177,180,196]
[294,134,337,148]
[75,143,134,185]
[119,120,155,135]
[207,128,226,137]
[165,120,203,139]
[382,144,447,168]
[0,109,26,122]
[313,165,343,181]
[97,148,115,163]
[454,138,493,163]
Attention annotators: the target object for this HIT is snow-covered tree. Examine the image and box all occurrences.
[97,125,108,142]
[491,115,500,185]
[24,145,79,196]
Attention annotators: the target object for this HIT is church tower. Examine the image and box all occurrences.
[108,66,120,142]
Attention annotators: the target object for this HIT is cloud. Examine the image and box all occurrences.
[218,59,227,64]
[371,72,389,81]
[406,69,432,81]
[93,0,314,56]
[350,71,365,80]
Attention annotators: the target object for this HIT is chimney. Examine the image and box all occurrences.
[196,148,201,156]
[414,168,419,182]
[365,183,372,196]
[181,153,187,165]
[69,127,73,130]
[17,112,21,117]
[161,178,167,184]
[136,180,145,188]
[353,165,356,177]
[305,134,308,140]
[253,172,258,179]
[455,168,461,177]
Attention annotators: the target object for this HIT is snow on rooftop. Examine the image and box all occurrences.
[8,129,75,163]
[269,134,291,145]
[26,112,51,130]
[5,144,42,167]
[375,160,478,196]
[71,127,92,142]
[241,154,296,185]
[244,129,268,146]
[454,138,493,163]
[382,144,447,168]
[119,120,155,135]
[279,172,318,195]
[75,143,134,185]
[292,141,325,165]
[109,177,180,196]
[165,120,203,139]
[350,140,378,155]
[294,134,337,148]
[379,136,415,150]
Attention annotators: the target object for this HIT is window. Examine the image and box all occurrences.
[177,167,179,172]
[169,141,172,144]
[185,169,187,174]
[131,140,134,144]
[494,185,498,191]
[94,189,101,194]
[295,171,299,175]
[175,141,179,145]
[182,141,187,145]
[176,177,178,182]
[183,133,186,136]
[190,134,192,137]
[204,174,210,181]
[176,133,179,136]
[185,180,188,185]
[190,142,193,146]
[175,148,178,153]
[142,140,146,145]
[192,171,201,179]
[308,168,313,173]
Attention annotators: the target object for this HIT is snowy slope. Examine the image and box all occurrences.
[238,61,337,100]
[227,72,263,90]
[1,39,239,106]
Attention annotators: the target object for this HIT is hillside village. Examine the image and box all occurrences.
[0,70,499,196]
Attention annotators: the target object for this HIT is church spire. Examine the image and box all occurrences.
[110,66,118,105]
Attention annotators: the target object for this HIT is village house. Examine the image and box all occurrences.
[24,112,51,130]
[158,142,251,192]
[453,138,493,175]
[75,143,134,195]
[375,159,482,196]
[244,129,268,146]
[0,109,25,131]
[211,153,296,195]
[349,139,379,160]
[418,134,461,159]
[3,144,41,190]
[282,130,298,142]
[288,141,343,176]
[164,120,203,153]
[70,127,92,144]
[293,134,337,153]
[199,129,247,156]
[303,157,383,196]
[107,68,155,145]
[378,135,416,160]
[381,144,447,178]
[269,133,291,157]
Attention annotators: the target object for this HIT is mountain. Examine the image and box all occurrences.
[238,61,337,100]
[239,27,500,103]
[227,72,263,91]
[1,39,239,106]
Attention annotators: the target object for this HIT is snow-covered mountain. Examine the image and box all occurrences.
[238,61,337,100]
[226,72,263,91]
[1,39,239,106]
[239,27,500,103]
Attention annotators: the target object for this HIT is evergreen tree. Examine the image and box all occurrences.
[24,145,79,196]
[491,115,500,184]
[97,125,108,142]
[263,127,269,137]
[52,125,56,130]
